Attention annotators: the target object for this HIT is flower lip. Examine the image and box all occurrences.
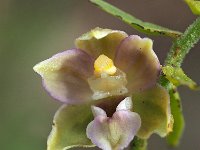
[86,97,141,150]
[88,69,128,100]
[95,96,126,117]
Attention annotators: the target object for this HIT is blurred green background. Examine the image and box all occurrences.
[0,0,200,150]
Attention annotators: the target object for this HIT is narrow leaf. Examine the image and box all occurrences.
[162,66,199,90]
[167,84,185,147]
[90,0,182,38]
[185,0,200,15]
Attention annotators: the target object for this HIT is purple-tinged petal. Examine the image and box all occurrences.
[111,111,141,150]
[87,115,111,150]
[33,49,94,104]
[87,99,141,150]
[75,27,128,59]
[115,35,160,93]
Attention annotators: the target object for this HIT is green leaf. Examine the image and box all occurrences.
[165,17,200,67]
[162,66,199,90]
[167,84,185,147]
[185,0,200,15]
[130,137,147,150]
[90,0,182,38]
[47,105,95,150]
[132,85,173,139]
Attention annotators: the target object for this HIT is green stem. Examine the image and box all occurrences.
[165,17,200,67]
[160,17,200,147]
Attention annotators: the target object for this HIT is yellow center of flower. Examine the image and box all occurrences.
[94,54,117,76]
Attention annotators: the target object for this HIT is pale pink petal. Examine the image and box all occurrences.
[87,99,141,150]
[33,49,94,104]
[115,35,160,93]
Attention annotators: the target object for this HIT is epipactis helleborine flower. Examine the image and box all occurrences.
[34,28,173,150]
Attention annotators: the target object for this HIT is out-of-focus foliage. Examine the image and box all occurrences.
[185,0,200,15]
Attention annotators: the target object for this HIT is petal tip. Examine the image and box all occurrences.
[33,62,44,76]
[76,27,128,41]
[116,97,133,111]
[33,63,39,73]
[91,106,107,117]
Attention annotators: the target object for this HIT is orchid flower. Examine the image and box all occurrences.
[34,28,172,150]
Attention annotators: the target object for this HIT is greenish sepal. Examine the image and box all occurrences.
[132,85,172,139]
[47,105,94,150]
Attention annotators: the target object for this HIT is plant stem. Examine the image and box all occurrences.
[165,17,200,67]
[160,17,200,147]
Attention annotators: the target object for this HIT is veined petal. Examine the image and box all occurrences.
[87,99,141,150]
[132,85,172,139]
[47,104,95,150]
[33,49,94,104]
[75,27,128,59]
[115,35,160,93]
